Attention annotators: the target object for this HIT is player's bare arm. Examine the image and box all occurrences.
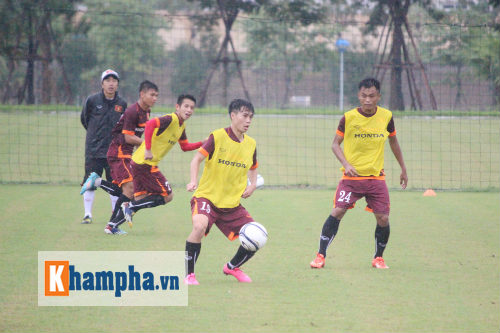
[124,133,143,147]
[144,149,153,160]
[332,134,358,177]
[242,168,257,199]
[389,135,408,189]
[187,152,206,192]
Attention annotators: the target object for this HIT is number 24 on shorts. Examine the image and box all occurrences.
[337,191,352,203]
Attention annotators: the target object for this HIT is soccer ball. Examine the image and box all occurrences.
[239,222,268,252]
[256,174,264,188]
[247,174,265,189]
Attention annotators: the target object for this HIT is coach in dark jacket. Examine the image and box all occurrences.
[79,69,127,224]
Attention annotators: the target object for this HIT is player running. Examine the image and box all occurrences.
[109,94,203,230]
[82,80,157,234]
[184,99,266,285]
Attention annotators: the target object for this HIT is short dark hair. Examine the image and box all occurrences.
[228,99,254,115]
[358,77,380,92]
[139,80,158,93]
[177,94,196,105]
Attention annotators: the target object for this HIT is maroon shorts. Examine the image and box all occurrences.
[131,161,172,197]
[333,179,390,214]
[107,156,133,187]
[190,197,254,240]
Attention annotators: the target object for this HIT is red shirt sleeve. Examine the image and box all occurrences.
[122,107,138,136]
[144,118,160,150]
[179,129,203,151]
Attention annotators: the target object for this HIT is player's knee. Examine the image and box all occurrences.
[193,221,207,234]
[375,214,389,226]
[331,207,347,220]
[122,182,134,199]
[192,216,208,235]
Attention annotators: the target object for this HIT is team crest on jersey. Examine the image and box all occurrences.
[114,105,123,112]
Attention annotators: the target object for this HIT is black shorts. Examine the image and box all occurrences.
[81,157,112,185]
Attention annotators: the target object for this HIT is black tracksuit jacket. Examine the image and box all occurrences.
[80,91,127,158]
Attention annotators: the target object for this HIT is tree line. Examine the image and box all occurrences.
[0,0,498,109]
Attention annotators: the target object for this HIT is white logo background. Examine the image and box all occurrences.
[38,251,187,306]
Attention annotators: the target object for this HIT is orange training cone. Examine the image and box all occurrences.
[423,189,436,196]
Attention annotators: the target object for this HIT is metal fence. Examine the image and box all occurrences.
[1,10,499,190]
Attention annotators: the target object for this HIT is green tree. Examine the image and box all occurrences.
[489,0,500,105]
[185,0,268,106]
[0,0,79,104]
[83,0,167,99]
[330,51,379,107]
[0,0,24,103]
[243,0,331,108]
[169,43,209,98]
[355,0,444,111]
[419,9,469,109]
[58,31,96,104]
[468,29,500,106]
[421,1,500,107]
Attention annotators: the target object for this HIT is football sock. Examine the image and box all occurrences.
[110,194,131,221]
[227,245,255,269]
[110,194,118,212]
[94,177,102,188]
[109,197,129,227]
[318,215,341,256]
[374,224,390,258]
[109,215,126,228]
[83,191,95,217]
[130,195,165,213]
[99,180,122,197]
[185,241,201,275]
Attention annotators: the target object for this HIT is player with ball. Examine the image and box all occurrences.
[184,99,267,285]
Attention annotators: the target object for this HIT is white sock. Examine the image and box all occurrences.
[110,194,119,212]
[95,178,102,187]
[83,191,95,217]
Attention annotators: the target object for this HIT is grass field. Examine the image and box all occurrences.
[0,110,499,190]
[1,185,499,332]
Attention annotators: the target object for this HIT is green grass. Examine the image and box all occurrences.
[0,185,499,332]
[0,110,499,190]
